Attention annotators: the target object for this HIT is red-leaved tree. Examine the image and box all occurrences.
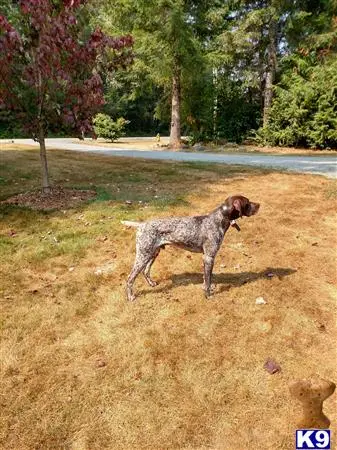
[0,0,133,192]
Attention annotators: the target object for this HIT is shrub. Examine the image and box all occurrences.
[93,114,129,141]
[255,55,337,149]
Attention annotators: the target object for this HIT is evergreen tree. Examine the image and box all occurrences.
[95,0,210,148]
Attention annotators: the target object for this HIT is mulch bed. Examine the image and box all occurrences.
[2,186,97,210]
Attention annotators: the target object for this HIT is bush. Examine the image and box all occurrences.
[93,114,129,141]
[255,55,337,149]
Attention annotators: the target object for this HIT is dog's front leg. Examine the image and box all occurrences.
[203,253,215,298]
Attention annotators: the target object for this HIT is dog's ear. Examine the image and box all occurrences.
[232,198,243,217]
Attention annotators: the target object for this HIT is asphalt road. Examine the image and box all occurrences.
[7,138,337,178]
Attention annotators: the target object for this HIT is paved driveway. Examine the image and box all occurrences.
[8,138,337,178]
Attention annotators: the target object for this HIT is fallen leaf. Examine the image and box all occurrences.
[97,236,108,242]
[317,323,326,332]
[264,358,281,374]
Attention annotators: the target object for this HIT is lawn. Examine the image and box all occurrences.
[0,145,336,449]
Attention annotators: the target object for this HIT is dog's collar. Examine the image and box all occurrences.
[230,220,241,231]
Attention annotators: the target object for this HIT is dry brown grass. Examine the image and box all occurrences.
[71,137,170,150]
[68,137,337,155]
[0,146,336,449]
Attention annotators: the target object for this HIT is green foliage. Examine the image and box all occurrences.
[0,110,26,139]
[2,0,335,148]
[94,0,216,139]
[255,55,337,148]
[93,114,129,141]
[216,78,261,143]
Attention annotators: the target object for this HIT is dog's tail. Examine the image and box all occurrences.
[121,220,142,228]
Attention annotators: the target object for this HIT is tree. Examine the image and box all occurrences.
[0,0,132,192]
[255,54,337,148]
[94,0,206,149]
[255,1,337,148]
[90,0,337,148]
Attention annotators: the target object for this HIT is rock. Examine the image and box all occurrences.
[264,358,281,374]
[96,359,107,368]
[69,267,75,272]
[266,272,274,278]
[255,296,266,305]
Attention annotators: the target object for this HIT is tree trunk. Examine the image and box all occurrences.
[212,67,218,141]
[263,17,277,127]
[169,59,181,149]
[38,125,51,193]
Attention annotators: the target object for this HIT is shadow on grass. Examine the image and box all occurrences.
[141,267,297,296]
[0,148,270,205]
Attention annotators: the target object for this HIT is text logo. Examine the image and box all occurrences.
[296,430,330,449]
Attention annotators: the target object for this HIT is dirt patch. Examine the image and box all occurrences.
[1,185,96,210]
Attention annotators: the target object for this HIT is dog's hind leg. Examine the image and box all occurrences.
[126,253,154,301]
[143,249,160,287]
[127,258,149,302]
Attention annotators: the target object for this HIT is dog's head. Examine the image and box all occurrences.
[223,195,260,220]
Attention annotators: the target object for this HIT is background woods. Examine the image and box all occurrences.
[1,0,337,149]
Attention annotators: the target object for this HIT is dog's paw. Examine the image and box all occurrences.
[127,293,136,302]
[203,283,216,292]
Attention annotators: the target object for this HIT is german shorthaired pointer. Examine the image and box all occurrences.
[122,195,260,301]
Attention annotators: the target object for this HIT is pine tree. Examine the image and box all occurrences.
[95,0,207,148]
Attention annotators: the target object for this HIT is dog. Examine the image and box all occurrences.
[122,195,260,301]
